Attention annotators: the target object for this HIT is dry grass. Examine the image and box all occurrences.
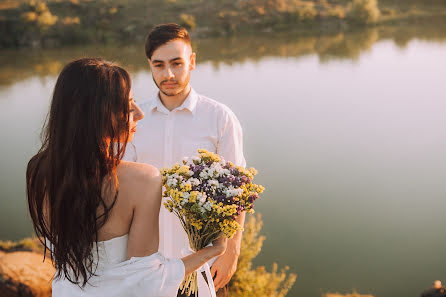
[0,237,44,253]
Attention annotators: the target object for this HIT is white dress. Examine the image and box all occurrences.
[51,234,185,297]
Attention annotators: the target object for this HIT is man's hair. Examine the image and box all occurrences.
[145,23,191,60]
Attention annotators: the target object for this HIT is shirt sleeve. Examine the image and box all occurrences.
[217,107,246,168]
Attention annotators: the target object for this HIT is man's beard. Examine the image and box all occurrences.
[153,73,190,97]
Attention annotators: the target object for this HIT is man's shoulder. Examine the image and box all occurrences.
[195,93,236,118]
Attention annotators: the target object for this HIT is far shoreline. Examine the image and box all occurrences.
[1,0,446,49]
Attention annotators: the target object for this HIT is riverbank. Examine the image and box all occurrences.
[0,0,445,48]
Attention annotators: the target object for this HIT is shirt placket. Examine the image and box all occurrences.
[164,111,175,167]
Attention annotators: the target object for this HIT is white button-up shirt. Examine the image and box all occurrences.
[126,88,245,295]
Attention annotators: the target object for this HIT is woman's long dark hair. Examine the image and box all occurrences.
[26,58,131,286]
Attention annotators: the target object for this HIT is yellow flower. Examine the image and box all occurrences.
[189,191,198,203]
[180,183,192,192]
[178,165,190,175]
[198,149,221,162]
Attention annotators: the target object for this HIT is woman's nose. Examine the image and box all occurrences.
[133,103,144,121]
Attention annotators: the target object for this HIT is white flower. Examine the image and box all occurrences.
[196,192,207,205]
[208,180,219,187]
[187,178,200,186]
[219,169,230,176]
[181,180,192,188]
[203,201,213,211]
[199,170,208,179]
[224,188,243,198]
[167,177,178,187]
[214,163,223,173]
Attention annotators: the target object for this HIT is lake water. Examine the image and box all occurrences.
[1,26,446,297]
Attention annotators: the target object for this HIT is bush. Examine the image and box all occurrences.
[285,2,318,23]
[347,0,380,24]
[296,3,318,21]
[0,237,44,253]
[20,0,58,29]
[229,214,297,297]
[326,6,346,19]
[179,13,196,30]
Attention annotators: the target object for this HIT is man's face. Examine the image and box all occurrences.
[149,40,196,97]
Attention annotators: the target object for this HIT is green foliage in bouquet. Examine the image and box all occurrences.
[229,214,297,297]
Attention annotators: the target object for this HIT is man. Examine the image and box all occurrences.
[128,23,246,297]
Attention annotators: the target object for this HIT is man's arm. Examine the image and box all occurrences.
[211,106,246,290]
[210,212,245,290]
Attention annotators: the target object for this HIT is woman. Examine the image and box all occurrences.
[26,58,226,296]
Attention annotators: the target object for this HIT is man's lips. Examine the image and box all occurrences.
[162,82,177,88]
[130,126,137,132]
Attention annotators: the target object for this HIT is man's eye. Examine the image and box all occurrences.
[174,63,182,66]
[154,64,162,68]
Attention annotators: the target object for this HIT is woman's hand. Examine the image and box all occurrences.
[181,236,227,275]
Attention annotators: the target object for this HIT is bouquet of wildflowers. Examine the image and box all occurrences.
[161,149,264,297]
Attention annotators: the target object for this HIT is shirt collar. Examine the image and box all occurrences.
[150,88,198,116]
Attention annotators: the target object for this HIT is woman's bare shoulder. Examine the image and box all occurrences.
[118,161,160,182]
[116,161,162,203]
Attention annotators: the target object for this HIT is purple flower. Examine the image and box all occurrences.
[241,176,251,184]
[214,195,225,203]
[248,193,259,203]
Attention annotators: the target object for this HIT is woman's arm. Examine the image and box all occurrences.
[181,237,227,275]
[126,164,162,259]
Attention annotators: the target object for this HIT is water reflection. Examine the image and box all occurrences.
[1,23,446,87]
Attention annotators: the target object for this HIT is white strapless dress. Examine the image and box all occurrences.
[51,234,185,297]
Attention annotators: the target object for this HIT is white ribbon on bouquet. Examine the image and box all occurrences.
[181,245,217,297]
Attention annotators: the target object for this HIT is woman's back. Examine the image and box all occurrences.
[96,160,161,257]
[51,161,188,297]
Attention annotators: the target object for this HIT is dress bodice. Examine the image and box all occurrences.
[50,234,185,297]
[93,234,128,270]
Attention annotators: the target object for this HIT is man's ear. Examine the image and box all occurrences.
[190,52,196,70]
[147,59,152,68]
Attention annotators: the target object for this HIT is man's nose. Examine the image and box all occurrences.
[164,67,174,79]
